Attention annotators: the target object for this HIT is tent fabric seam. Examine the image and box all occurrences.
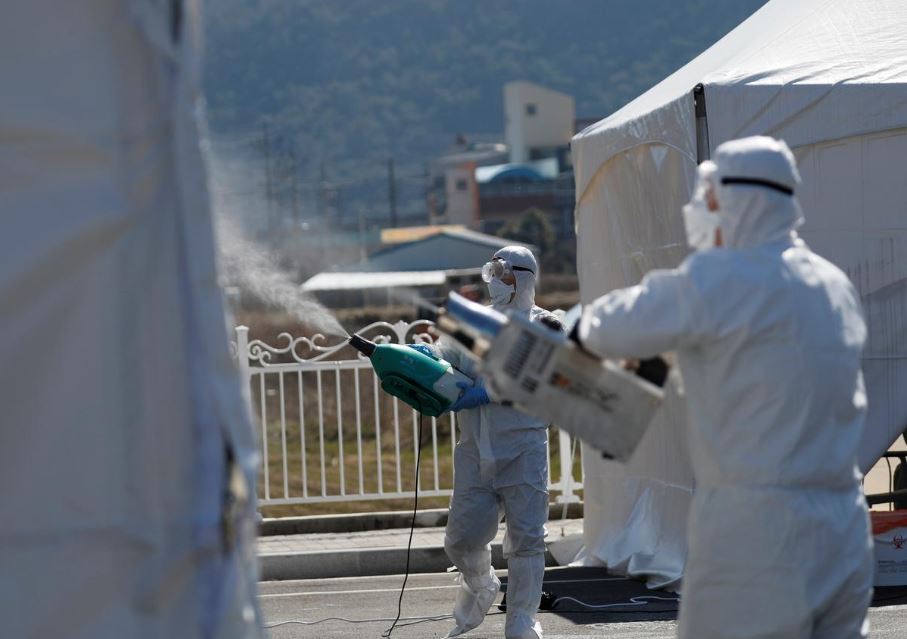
[574,139,697,205]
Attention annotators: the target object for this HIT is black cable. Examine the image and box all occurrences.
[382,407,426,638]
[262,599,684,631]
[538,607,679,615]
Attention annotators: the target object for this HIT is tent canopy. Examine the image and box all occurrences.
[574,0,907,200]
[571,0,907,588]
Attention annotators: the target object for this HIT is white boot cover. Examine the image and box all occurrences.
[445,571,501,638]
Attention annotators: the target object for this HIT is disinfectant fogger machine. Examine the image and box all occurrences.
[349,292,664,461]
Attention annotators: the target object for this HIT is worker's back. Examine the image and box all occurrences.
[679,237,867,490]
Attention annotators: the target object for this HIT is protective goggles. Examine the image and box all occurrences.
[481,259,535,283]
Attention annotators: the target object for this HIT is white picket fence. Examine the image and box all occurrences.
[233,320,582,508]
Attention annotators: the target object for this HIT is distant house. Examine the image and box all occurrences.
[504,81,575,165]
[302,227,534,308]
[474,157,559,235]
[429,82,578,241]
[428,141,508,226]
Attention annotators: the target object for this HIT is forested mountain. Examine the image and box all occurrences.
[204,0,766,226]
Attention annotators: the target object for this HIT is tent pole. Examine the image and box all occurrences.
[693,83,711,163]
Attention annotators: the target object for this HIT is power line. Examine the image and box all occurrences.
[388,157,398,228]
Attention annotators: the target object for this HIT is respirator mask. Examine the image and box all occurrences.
[487,279,515,305]
[481,259,533,305]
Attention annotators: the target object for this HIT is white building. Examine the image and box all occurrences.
[504,81,575,164]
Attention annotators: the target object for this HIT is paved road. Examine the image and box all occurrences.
[259,569,677,638]
[259,569,907,638]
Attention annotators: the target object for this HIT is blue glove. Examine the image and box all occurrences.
[407,343,436,358]
[449,381,490,412]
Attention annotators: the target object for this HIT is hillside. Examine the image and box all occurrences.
[204,0,767,225]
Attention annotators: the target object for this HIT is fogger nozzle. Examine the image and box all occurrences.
[444,292,507,338]
[348,334,377,357]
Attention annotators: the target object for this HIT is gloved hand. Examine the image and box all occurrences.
[448,381,490,412]
[635,356,670,387]
[568,320,584,347]
[621,356,669,387]
[407,343,436,358]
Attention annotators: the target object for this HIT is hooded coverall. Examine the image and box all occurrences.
[578,137,873,639]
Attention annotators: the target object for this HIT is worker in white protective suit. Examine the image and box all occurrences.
[439,246,562,639]
[573,136,873,638]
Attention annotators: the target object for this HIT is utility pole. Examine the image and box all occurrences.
[422,162,432,225]
[357,207,367,261]
[288,147,300,228]
[262,121,273,235]
[387,157,398,228]
[313,160,335,273]
[317,161,327,221]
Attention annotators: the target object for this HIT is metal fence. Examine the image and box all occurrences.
[866,450,907,509]
[234,321,583,508]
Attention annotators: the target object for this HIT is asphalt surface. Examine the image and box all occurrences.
[260,567,677,639]
[259,567,907,638]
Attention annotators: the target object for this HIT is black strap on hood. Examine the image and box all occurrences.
[721,176,794,196]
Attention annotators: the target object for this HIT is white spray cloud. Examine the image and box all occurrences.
[207,144,349,338]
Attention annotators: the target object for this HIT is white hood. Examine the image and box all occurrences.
[711,136,805,249]
[492,245,538,312]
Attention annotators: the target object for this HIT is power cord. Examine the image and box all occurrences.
[263,594,680,630]
[265,404,433,636]
[382,407,426,638]
[265,613,452,630]
[499,590,678,615]
[551,594,679,610]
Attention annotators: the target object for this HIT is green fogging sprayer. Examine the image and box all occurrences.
[347,334,472,417]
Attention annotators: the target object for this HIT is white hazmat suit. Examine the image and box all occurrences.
[577,137,873,638]
[440,246,561,639]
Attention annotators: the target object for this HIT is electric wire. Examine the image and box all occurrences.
[551,594,679,610]
[262,594,684,630]
[264,613,452,629]
[263,591,684,629]
[537,607,679,616]
[264,407,436,635]
[260,588,907,629]
[381,406,426,638]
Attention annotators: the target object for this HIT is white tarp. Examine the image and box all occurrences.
[0,1,260,637]
[571,0,907,588]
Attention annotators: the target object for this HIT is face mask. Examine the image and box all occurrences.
[682,195,720,251]
[487,278,515,305]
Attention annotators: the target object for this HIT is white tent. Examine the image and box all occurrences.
[572,0,907,587]
[1,1,259,636]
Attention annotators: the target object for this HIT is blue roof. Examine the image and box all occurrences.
[475,157,559,184]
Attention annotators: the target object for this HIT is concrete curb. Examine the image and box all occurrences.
[259,541,559,581]
[259,508,449,537]
[259,502,583,536]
